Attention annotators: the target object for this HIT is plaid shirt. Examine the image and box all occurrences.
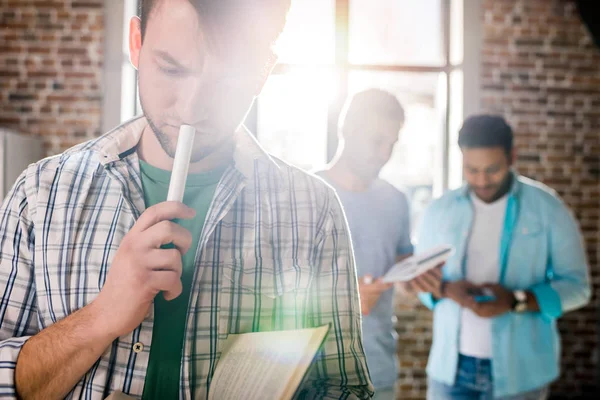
[0,117,373,399]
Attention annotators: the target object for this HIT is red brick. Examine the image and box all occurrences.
[57,47,88,56]
[35,1,65,8]
[28,70,58,78]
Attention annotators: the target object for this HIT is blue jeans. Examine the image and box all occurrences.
[427,355,549,400]
[372,386,396,400]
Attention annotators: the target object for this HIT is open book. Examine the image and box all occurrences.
[105,325,330,400]
[208,324,330,400]
[382,244,454,283]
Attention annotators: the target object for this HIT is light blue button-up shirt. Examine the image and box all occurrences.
[417,172,590,398]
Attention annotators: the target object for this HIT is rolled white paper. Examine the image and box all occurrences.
[167,124,196,202]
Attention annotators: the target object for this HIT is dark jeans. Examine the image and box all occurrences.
[427,354,549,400]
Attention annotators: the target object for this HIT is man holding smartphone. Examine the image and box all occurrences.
[417,115,590,400]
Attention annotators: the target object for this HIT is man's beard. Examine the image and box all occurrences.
[143,111,210,163]
[470,171,513,202]
[146,115,177,158]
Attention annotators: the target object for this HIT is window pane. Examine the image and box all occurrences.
[450,0,464,65]
[348,71,446,234]
[274,0,335,65]
[256,71,335,170]
[448,69,463,189]
[349,0,444,66]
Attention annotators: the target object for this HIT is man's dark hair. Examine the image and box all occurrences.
[139,0,290,55]
[458,115,513,156]
[340,89,405,136]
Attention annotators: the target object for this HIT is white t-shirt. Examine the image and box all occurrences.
[459,193,508,359]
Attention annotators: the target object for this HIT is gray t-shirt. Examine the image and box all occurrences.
[318,174,413,389]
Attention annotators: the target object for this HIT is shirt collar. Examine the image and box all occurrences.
[94,115,281,181]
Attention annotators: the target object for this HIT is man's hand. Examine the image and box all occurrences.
[405,266,443,298]
[93,201,196,338]
[358,275,392,315]
[442,280,481,307]
[15,202,196,400]
[467,283,515,318]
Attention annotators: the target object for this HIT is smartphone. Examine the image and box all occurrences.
[468,288,496,303]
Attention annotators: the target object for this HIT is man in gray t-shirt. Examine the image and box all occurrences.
[318,89,441,399]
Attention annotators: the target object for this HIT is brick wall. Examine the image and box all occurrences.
[0,0,104,155]
[396,1,600,399]
[481,0,600,397]
[395,291,432,399]
[1,0,598,399]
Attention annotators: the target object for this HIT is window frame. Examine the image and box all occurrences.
[248,0,483,192]
[102,0,483,191]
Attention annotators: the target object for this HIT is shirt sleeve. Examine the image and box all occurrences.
[415,201,440,310]
[297,189,374,399]
[529,198,591,320]
[0,171,39,396]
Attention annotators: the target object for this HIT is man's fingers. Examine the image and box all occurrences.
[360,278,392,293]
[464,281,479,289]
[149,270,183,301]
[480,283,500,293]
[134,201,196,233]
[414,274,439,293]
[373,278,393,291]
[359,297,371,315]
[429,268,443,280]
[147,248,183,274]
[416,276,434,291]
[144,220,193,254]
[409,277,430,293]
[464,297,479,310]
[420,270,443,291]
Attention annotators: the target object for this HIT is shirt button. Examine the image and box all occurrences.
[133,342,144,353]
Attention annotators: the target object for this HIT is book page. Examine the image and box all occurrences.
[383,244,454,283]
[208,325,329,400]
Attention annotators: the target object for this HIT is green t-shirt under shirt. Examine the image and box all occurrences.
[139,159,224,400]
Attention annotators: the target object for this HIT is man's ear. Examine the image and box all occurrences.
[129,16,143,70]
[510,148,517,165]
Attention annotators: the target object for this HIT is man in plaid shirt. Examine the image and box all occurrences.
[0,0,373,398]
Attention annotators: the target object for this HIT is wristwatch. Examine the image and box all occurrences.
[512,290,528,312]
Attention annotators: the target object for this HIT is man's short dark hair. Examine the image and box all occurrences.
[458,115,513,156]
[139,0,290,55]
[340,89,405,136]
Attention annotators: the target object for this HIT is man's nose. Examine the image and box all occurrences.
[175,78,207,125]
[474,172,489,187]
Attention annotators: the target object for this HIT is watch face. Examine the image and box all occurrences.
[515,302,528,312]
[514,290,527,302]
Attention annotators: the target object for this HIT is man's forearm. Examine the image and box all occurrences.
[15,300,115,399]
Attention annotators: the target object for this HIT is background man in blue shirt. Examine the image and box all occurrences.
[417,115,590,400]
[319,89,442,400]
